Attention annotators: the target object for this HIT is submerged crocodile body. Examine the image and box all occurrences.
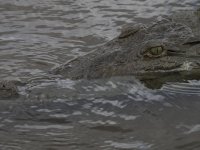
[1,10,200,98]
[52,10,200,84]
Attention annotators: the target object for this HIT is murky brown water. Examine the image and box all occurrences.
[0,0,200,150]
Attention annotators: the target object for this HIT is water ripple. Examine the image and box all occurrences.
[162,80,200,95]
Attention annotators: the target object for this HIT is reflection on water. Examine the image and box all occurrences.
[0,0,200,149]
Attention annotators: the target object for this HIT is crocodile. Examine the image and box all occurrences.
[1,10,200,98]
[51,10,200,88]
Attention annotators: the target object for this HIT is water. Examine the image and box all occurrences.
[0,0,200,149]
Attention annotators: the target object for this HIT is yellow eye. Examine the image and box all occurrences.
[149,46,164,56]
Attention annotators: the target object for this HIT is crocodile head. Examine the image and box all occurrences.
[52,10,200,88]
[116,17,200,84]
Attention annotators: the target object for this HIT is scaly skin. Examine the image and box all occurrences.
[51,10,200,82]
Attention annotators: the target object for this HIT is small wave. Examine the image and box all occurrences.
[104,140,153,150]
[162,80,200,95]
[15,124,73,130]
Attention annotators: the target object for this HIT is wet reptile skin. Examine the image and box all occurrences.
[51,10,200,81]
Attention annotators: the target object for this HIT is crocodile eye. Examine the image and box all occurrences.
[149,46,163,55]
[144,46,165,57]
